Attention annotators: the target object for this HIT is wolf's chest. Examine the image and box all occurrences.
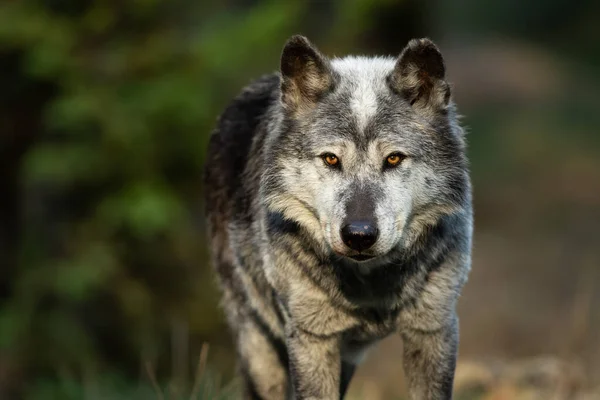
[346,306,401,342]
[339,308,400,363]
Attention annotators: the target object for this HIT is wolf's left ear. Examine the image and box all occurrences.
[389,38,451,114]
[280,35,333,112]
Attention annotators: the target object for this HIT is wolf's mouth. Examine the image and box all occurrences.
[348,254,375,262]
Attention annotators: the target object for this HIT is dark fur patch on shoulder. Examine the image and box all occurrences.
[266,210,301,236]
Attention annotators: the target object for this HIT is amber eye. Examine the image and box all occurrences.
[322,153,340,167]
[385,153,405,168]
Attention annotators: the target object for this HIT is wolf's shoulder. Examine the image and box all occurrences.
[207,73,279,154]
[216,73,280,133]
[204,73,280,218]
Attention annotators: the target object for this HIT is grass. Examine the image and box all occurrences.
[21,341,592,400]
[23,344,240,400]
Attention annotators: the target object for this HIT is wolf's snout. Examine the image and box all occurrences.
[340,221,379,252]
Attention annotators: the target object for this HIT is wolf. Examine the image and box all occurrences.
[203,35,473,400]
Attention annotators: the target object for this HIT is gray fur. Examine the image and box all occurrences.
[204,35,472,400]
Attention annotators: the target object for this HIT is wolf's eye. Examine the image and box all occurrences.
[322,153,340,167]
[385,153,406,168]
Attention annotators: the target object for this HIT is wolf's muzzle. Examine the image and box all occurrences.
[340,221,379,252]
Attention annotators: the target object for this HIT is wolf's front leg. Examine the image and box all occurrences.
[286,327,341,400]
[401,316,459,400]
[237,317,290,400]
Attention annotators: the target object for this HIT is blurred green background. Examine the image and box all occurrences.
[1,0,599,398]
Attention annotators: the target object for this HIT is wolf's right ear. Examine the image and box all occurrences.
[390,38,451,115]
[280,35,333,112]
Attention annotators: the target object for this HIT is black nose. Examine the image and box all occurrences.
[340,221,379,252]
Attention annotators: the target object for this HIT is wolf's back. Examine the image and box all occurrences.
[203,73,279,225]
[202,73,284,344]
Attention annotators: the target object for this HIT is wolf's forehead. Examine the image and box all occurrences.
[330,56,396,132]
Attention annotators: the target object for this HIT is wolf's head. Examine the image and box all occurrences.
[263,35,471,265]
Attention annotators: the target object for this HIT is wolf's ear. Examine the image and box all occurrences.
[280,35,333,112]
[390,38,451,114]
